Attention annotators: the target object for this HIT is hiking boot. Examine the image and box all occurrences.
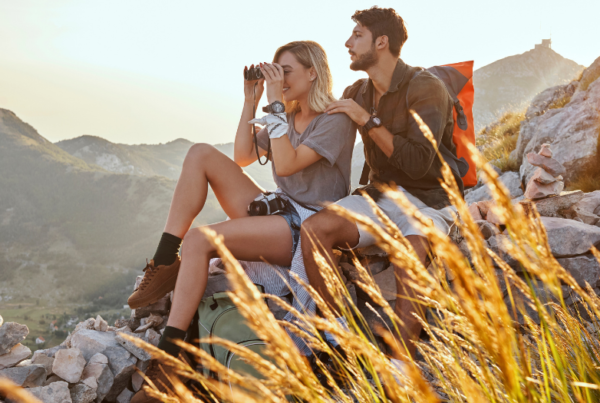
[128,257,181,309]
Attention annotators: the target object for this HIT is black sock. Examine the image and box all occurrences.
[152,232,182,266]
[157,326,187,357]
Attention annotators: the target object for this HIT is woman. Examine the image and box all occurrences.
[129,40,356,403]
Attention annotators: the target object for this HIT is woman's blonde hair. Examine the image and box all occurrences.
[273,41,336,113]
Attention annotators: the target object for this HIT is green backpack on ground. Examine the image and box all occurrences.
[197,287,272,388]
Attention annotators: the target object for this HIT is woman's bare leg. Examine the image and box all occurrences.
[163,143,265,238]
[167,215,293,330]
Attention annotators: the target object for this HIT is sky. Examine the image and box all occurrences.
[1,0,598,145]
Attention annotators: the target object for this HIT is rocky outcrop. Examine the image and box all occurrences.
[515,56,600,185]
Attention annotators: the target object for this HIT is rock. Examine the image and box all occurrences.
[44,374,65,386]
[476,220,500,240]
[94,315,108,332]
[0,343,31,369]
[531,167,558,185]
[485,207,504,226]
[340,262,360,282]
[528,190,584,217]
[361,257,389,276]
[539,143,553,158]
[457,240,472,260]
[145,329,161,347]
[70,378,97,403]
[52,348,86,383]
[0,322,29,355]
[465,172,523,204]
[355,244,387,257]
[526,153,566,177]
[134,314,163,333]
[524,178,564,200]
[477,200,493,218]
[29,381,73,403]
[557,254,600,288]
[487,235,520,268]
[0,364,46,387]
[37,345,67,358]
[131,371,144,392]
[115,331,151,361]
[133,295,171,319]
[81,353,113,403]
[469,204,483,220]
[0,315,2,327]
[373,266,397,301]
[518,78,600,183]
[70,329,136,401]
[116,388,134,403]
[347,283,358,306]
[32,351,55,375]
[541,217,600,257]
[569,191,600,225]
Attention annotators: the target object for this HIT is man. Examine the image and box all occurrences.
[301,6,463,374]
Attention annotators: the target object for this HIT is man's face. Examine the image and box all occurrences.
[345,24,378,71]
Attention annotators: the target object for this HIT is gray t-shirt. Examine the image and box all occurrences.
[256,112,356,206]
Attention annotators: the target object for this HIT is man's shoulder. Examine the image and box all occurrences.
[342,79,368,100]
[408,69,449,98]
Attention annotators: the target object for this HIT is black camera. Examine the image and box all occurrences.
[248,193,287,216]
[244,66,263,81]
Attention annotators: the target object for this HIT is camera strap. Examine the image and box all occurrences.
[252,83,271,165]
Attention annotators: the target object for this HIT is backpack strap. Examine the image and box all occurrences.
[406,71,470,179]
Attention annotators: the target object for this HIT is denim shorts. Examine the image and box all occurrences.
[274,199,301,259]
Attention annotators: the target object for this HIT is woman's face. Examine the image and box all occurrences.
[277,51,315,103]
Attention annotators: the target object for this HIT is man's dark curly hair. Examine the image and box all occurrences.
[351,7,408,58]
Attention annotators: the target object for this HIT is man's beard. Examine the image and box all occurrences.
[350,45,378,71]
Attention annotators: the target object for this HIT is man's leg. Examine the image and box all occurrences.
[301,208,360,317]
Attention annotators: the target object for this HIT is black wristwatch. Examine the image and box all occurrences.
[363,115,382,132]
[262,101,285,114]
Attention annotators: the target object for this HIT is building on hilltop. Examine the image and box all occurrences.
[535,39,552,50]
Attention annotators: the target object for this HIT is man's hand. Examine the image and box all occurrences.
[325,99,371,126]
[243,64,265,103]
[260,63,284,104]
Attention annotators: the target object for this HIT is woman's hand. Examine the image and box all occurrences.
[243,64,265,103]
[260,63,284,104]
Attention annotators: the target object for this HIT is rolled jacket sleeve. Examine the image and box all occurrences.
[388,74,451,180]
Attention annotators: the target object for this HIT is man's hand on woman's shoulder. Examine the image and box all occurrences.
[325,99,370,126]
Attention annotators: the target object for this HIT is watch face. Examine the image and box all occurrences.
[373,117,382,125]
[272,102,285,113]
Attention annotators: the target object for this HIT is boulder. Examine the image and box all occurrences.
[518,78,600,184]
[557,254,600,288]
[0,343,32,369]
[116,388,134,403]
[569,191,600,225]
[465,172,524,204]
[0,322,28,355]
[145,329,161,347]
[53,348,86,383]
[94,315,108,332]
[528,190,584,217]
[43,374,65,386]
[134,314,163,333]
[541,217,600,257]
[80,353,114,402]
[0,364,46,387]
[531,167,558,185]
[28,381,73,403]
[70,377,98,403]
[115,331,151,361]
[373,266,397,301]
[32,350,55,375]
[476,220,501,240]
[524,178,564,200]
[469,203,483,220]
[69,329,136,399]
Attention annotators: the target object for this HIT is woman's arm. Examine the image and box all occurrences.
[233,67,268,167]
[260,63,323,177]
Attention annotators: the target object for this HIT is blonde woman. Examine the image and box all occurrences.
[128,41,355,403]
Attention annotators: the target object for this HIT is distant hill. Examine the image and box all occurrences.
[473,44,584,131]
[0,109,225,307]
[56,135,276,190]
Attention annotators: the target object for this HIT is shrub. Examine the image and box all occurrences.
[477,110,525,172]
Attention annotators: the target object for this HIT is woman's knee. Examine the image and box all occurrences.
[182,227,215,256]
[302,211,342,246]
[185,143,218,166]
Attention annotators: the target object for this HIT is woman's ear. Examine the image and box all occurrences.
[309,67,317,82]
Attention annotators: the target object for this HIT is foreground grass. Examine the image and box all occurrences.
[5,120,600,403]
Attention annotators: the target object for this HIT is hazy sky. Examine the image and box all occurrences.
[1,0,598,145]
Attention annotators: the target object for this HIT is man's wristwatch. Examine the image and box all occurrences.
[262,101,285,114]
[363,115,382,133]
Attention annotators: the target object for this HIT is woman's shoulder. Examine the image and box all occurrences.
[313,111,354,127]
